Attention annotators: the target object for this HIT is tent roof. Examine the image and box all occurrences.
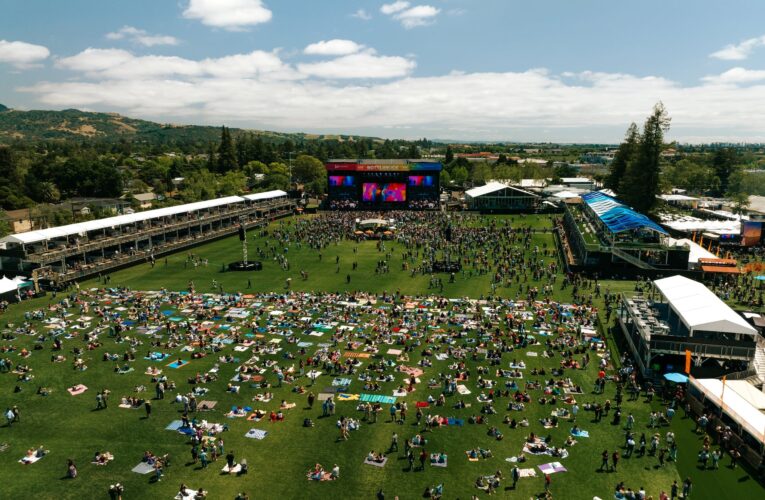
[691,378,765,443]
[667,238,716,264]
[653,275,757,336]
[465,182,536,198]
[241,190,287,201]
[582,192,667,235]
[0,276,17,294]
[0,196,247,245]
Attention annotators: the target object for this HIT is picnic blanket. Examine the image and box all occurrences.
[245,429,268,440]
[519,467,537,478]
[430,454,448,467]
[571,429,590,438]
[359,394,396,404]
[165,420,185,431]
[343,352,371,359]
[168,360,189,369]
[198,401,217,411]
[456,384,471,395]
[175,487,201,500]
[332,377,351,387]
[67,384,87,396]
[538,462,567,474]
[131,462,154,474]
[364,457,388,467]
[19,454,44,465]
[222,463,242,474]
[387,349,402,356]
[336,393,359,401]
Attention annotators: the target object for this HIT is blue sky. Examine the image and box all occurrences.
[2,0,765,142]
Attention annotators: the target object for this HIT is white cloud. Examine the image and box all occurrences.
[702,67,765,85]
[381,3,440,28]
[106,26,179,47]
[304,39,365,56]
[22,45,765,142]
[298,52,415,79]
[0,39,50,69]
[710,35,765,60]
[352,9,372,20]
[380,1,410,15]
[183,0,272,31]
[55,47,300,81]
[394,5,440,28]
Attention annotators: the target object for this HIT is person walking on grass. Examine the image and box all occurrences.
[544,473,551,492]
[682,477,692,498]
[390,432,398,452]
[599,449,609,471]
[144,400,152,418]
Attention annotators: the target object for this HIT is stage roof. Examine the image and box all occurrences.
[653,275,756,336]
[581,191,667,235]
[241,190,288,201]
[326,159,441,172]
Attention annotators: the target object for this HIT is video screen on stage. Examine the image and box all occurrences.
[362,182,406,202]
[329,175,355,187]
[408,175,434,187]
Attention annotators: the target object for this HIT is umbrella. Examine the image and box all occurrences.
[383,231,393,235]
[663,372,688,384]
[354,230,363,235]
[365,230,374,235]
[755,275,765,281]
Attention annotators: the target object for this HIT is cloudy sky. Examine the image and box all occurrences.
[2,0,765,143]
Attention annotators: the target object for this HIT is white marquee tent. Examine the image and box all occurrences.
[653,275,757,337]
[691,378,765,444]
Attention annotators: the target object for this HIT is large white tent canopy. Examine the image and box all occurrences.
[691,378,765,444]
[0,276,18,295]
[0,191,289,246]
[653,275,757,336]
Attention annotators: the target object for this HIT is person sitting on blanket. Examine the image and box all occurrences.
[479,448,493,458]
[454,399,466,409]
[309,463,325,481]
[21,448,37,464]
[93,451,112,464]
[269,411,284,422]
[430,452,446,464]
[412,434,426,446]
[367,451,385,463]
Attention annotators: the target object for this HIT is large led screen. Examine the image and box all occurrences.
[329,175,355,187]
[362,182,406,202]
[408,175,434,187]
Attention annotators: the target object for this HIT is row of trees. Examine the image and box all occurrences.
[606,103,758,214]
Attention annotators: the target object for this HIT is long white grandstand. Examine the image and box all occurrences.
[0,190,292,284]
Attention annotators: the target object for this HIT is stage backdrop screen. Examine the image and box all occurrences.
[329,175,355,187]
[362,182,380,202]
[382,183,406,202]
[362,182,407,202]
[408,175,434,187]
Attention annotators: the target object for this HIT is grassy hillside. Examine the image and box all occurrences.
[0,105,380,145]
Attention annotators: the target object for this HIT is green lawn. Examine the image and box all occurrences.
[0,214,762,500]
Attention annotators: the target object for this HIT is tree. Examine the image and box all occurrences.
[0,210,10,237]
[620,103,670,213]
[451,165,469,186]
[445,146,454,164]
[217,126,238,173]
[712,148,737,196]
[292,155,326,187]
[605,123,639,193]
[470,163,493,184]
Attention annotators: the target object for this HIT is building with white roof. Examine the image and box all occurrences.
[618,275,759,377]
[464,182,539,212]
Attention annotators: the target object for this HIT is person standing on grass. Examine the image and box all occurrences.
[390,432,398,452]
[670,480,679,500]
[599,449,609,471]
[682,477,692,498]
[511,464,520,488]
[611,450,620,472]
[544,473,551,492]
[144,400,152,418]
[419,449,427,470]
[67,459,77,479]
[307,392,315,408]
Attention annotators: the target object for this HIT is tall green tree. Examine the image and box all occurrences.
[217,126,238,173]
[620,103,670,213]
[605,123,639,193]
[712,148,737,196]
[445,146,454,164]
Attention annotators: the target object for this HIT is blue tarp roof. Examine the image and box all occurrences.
[581,192,667,235]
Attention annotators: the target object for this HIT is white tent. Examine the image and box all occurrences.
[0,196,246,245]
[666,238,716,265]
[551,190,582,199]
[691,378,765,444]
[241,190,287,202]
[0,276,18,295]
[653,275,757,337]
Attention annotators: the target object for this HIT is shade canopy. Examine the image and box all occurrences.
[582,191,667,235]
[653,275,757,337]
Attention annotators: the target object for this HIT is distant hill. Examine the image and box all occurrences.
[0,105,381,145]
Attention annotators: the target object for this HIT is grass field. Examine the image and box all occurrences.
[0,213,763,500]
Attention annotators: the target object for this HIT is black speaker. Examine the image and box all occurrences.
[238,225,246,241]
